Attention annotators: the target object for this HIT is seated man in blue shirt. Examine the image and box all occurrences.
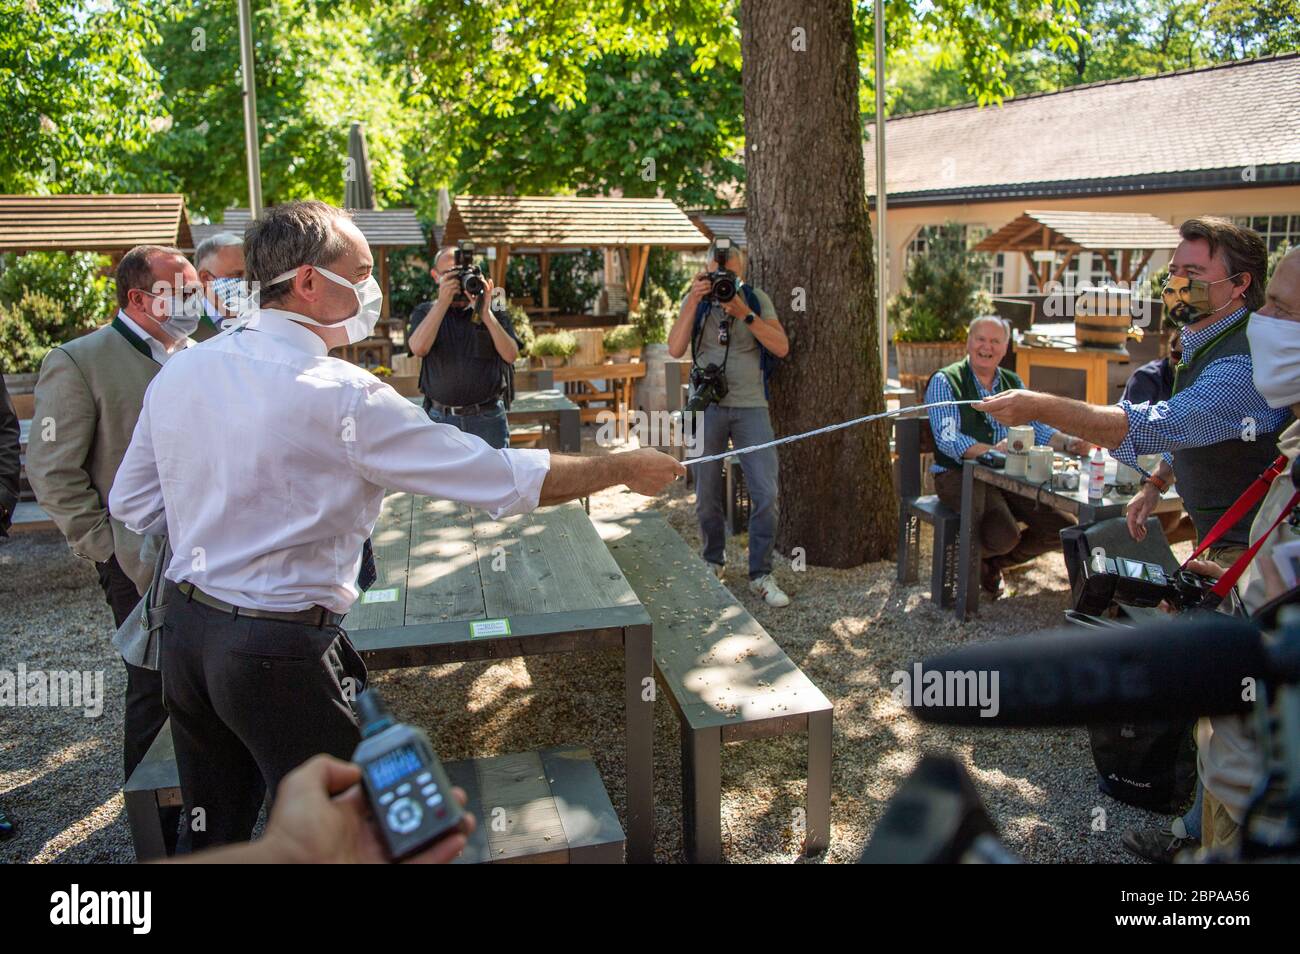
[980,217,1291,567]
[927,315,1091,598]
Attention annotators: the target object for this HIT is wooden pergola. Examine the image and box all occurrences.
[973,210,1181,290]
[194,207,425,321]
[0,193,193,258]
[441,195,708,314]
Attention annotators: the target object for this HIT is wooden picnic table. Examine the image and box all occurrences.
[407,389,581,453]
[953,457,1183,620]
[345,494,655,862]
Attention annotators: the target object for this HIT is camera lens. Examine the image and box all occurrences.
[463,271,486,297]
[712,275,737,303]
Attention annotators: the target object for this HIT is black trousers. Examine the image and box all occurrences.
[160,582,367,852]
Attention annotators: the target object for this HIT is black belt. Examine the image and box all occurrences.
[427,397,500,417]
[178,582,344,627]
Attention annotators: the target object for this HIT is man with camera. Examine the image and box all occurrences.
[926,315,1092,598]
[407,243,519,449]
[979,218,1291,569]
[667,240,791,607]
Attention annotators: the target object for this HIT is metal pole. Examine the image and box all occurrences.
[873,0,889,389]
[236,0,264,218]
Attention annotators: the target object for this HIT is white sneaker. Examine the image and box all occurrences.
[749,574,790,608]
[708,562,725,581]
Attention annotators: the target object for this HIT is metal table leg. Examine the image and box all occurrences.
[955,460,979,621]
[623,622,655,863]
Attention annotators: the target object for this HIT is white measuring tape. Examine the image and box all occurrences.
[682,400,983,466]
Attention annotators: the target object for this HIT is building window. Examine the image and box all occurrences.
[906,224,1005,295]
[1233,214,1300,252]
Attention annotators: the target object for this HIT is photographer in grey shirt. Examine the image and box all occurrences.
[668,242,791,607]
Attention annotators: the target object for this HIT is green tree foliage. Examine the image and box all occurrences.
[453,42,744,206]
[138,0,417,219]
[0,0,164,193]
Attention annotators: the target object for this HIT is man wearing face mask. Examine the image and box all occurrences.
[192,231,247,340]
[1121,248,1300,861]
[110,201,685,850]
[27,244,202,815]
[979,217,1291,569]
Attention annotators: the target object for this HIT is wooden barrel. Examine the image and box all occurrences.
[1074,287,1134,348]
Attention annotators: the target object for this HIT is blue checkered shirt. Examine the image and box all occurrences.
[925,370,1057,472]
[1113,306,1291,473]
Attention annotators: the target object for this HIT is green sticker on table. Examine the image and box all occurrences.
[470,618,511,638]
[361,587,399,604]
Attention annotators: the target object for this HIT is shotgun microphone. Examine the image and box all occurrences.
[908,614,1267,727]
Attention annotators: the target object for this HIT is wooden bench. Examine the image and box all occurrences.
[596,509,832,863]
[894,416,960,608]
[124,722,625,863]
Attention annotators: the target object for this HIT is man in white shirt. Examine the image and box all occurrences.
[110,200,684,851]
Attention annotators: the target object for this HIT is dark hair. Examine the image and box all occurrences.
[1178,217,1268,311]
[115,245,183,310]
[244,201,353,306]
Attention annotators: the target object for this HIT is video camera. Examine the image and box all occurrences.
[450,240,488,303]
[706,237,739,304]
[1072,552,1220,615]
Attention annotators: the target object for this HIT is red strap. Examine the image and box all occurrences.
[1205,489,1300,599]
[1186,454,1290,564]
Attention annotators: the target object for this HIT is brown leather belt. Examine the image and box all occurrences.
[178,581,344,627]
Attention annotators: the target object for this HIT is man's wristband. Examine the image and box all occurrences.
[1142,474,1170,493]
[743,312,756,325]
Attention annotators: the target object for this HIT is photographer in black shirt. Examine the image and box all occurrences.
[407,246,520,449]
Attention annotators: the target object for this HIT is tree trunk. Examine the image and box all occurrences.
[741,0,895,568]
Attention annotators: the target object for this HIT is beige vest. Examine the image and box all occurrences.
[27,322,161,594]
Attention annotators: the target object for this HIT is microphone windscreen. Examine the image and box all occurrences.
[907,614,1264,727]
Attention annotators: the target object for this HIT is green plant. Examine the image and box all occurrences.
[0,290,67,373]
[889,226,992,344]
[602,324,642,353]
[387,246,438,326]
[507,303,536,356]
[632,285,673,345]
[0,252,114,372]
[531,331,578,358]
[548,250,603,314]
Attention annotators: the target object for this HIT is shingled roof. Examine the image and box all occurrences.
[973,210,1181,253]
[0,194,192,253]
[190,207,425,250]
[443,195,708,249]
[865,53,1300,205]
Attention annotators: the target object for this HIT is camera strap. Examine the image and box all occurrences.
[691,302,731,375]
[1184,453,1300,599]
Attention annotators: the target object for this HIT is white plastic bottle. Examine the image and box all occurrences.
[1088,448,1106,501]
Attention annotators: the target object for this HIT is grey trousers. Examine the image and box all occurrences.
[694,403,780,579]
[160,582,367,852]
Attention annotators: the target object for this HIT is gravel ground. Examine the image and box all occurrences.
[0,435,1188,864]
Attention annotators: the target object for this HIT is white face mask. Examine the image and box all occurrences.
[268,264,383,345]
[1247,312,1300,409]
[210,276,249,314]
[143,290,202,341]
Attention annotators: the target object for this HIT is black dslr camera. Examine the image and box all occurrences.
[451,240,487,302]
[706,237,739,303]
[1073,552,1219,615]
[685,363,728,413]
